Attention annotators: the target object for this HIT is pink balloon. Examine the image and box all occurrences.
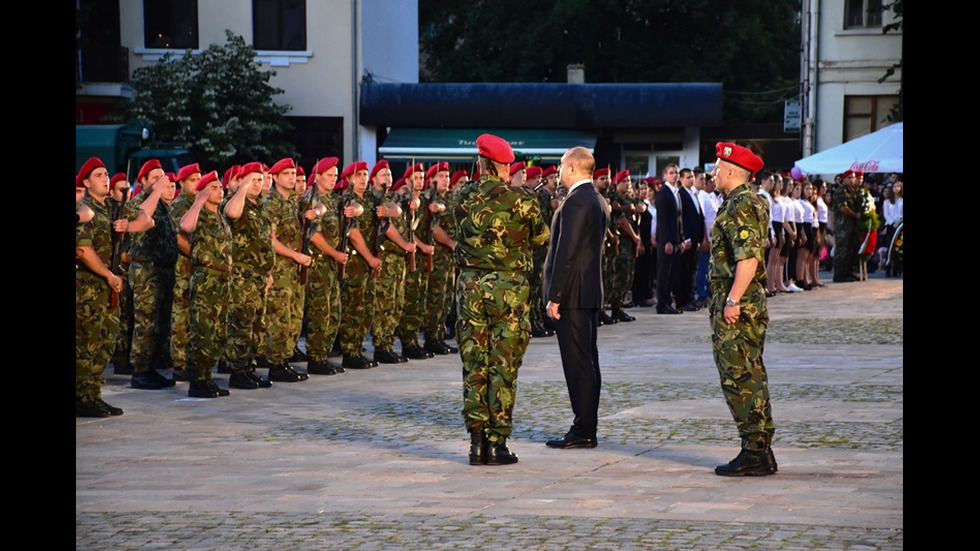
[790,166,803,180]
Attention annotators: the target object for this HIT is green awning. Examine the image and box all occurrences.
[378,128,597,161]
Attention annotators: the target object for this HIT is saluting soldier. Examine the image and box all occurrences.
[708,142,777,476]
[169,163,201,381]
[263,158,311,382]
[454,134,550,466]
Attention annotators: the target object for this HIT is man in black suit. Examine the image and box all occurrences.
[654,164,686,314]
[543,146,609,449]
[676,167,706,311]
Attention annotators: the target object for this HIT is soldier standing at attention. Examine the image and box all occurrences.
[169,163,201,382]
[454,134,550,466]
[592,168,618,326]
[224,162,276,389]
[263,158,312,382]
[422,161,458,356]
[608,170,641,322]
[127,160,179,390]
[832,170,864,282]
[708,142,777,476]
[396,163,433,361]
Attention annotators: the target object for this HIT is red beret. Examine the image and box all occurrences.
[403,163,425,180]
[371,160,390,179]
[296,165,305,176]
[541,165,557,178]
[614,169,631,185]
[340,162,356,181]
[334,178,349,193]
[223,165,241,188]
[450,170,469,185]
[592,167,610,180]
[391,177,406,192]
[269,158,296,175]
[426,161,449,180]
[341,161,369,181]
[841,169,864,179]
[239,162,264,179]
[642,176,659,186]
[176,163,201,182]
[261,163,270,172]
[715,142,764,173]
[525,166,543,179]
[195,171,219,191]
[110,172,127,186]
[472,170,481,181]
[137,159,163,183]
[509,161,526,176]
[476,133,515,164]
[132,184,143,196]
[76,157,105,187]
[313,157,339,175]
[165,172,177,183]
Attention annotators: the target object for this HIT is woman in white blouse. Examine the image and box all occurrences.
[784,182,805,292]
[811,179,830,287]
[882,180,903,277]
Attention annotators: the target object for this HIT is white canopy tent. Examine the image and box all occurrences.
[795,122,903,176]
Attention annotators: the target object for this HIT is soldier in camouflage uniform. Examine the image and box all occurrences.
[223,162,276,389]
[537,166,560,335]
[608,170,641,322]
[301,157,349,375]
[127,160,180,390]
[338,161,384,369]
[707,142,777,477]
[168,164,201,381]
[369,160,417,364]
[592,168,618,326]
[263,158,312,382]
[520,165,551,339]
[832,170,864,282]
[179,171,233,398]
[76,158,128,417]
[396,163,434,360]
[422,162,459,356]
[454,134,550,466]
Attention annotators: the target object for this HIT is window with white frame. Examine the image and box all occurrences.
[843,95,898,142]
[845,0,883,29]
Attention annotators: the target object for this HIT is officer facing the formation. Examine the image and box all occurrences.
[454,133,550,466]
[708,142,777,477]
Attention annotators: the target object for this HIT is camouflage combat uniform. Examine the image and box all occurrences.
[338,186,382,358]
[708,182,774,452]
[396,191,429,352]
[609,188,636,310]
[372,189,409,355]
[185,206,233,382]
[264,188,306,364]
[453,173,549,444]
[76,195,121,404]
[169,190,195,371]
[127,193,178,375]
[422,187,456,347]
[832,184,862,281]
[225,197,275,372]
[300,187,344,363]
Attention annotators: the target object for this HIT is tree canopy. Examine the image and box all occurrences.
[122,30,295,170]
[419,0,801,123]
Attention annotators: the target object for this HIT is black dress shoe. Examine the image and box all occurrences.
[289,346,310,363]
[374,349,402,364]
[229,371,261,389]
[598,311,617,325]
[402,345,428,360]
[714,448,777,476]
[113,362,135,375]
[485,440,519,465]
[656,306,683,314]
[307,360,339,375]
[76,400,111,418]
[131,369,177,389]
[612,309,636,322]
[96,398,124,416]
[681,302,701,312]
[269,362,306,382]
[342,355,376,370]
[424,339,451,355]
[545,433,598,449]
[469,430,487,466]
[188,380,219,398]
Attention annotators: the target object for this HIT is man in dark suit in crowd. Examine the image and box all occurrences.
[676,167,706,311]
[543,146,610,450]
[654,164,686,314]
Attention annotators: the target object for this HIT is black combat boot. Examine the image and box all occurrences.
[469,430,487,466]
[485,438,519,465]
[714,448,777,476]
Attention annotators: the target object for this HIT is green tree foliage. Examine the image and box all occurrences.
[124,30,296,171]
[880,0,902,122]
[419,0,800,123]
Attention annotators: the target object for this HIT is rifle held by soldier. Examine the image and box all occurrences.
[109,187,129,308]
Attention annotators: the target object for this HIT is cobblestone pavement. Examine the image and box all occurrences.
[77,273,903,550]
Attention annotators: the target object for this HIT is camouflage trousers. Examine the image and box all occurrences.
[76,271,120,402]
[708,282,774,451]
[372,253,406,351]
[111,266,133,368]
[528,247,547,328]
[339,257,376,357]
[186,267,230,381]
[170,256,193,370]
[266,263,304,363]
[225,266,268,368]
[304,257,342,362]
[833,222,859,279]
[456,270,532,443]
[602,247,618,308]
[610,238,636,308]
[422,248,455,342]
[129,261,175,373]
[396,263,428,349]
